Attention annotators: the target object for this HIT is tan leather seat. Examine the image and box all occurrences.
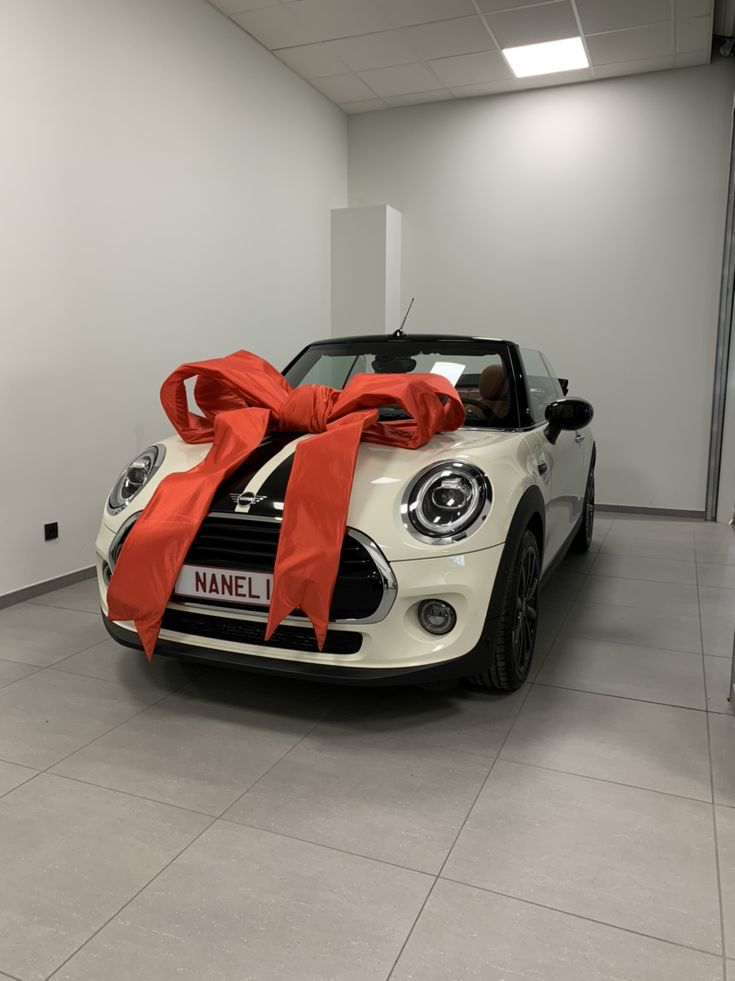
[479,364,509,419]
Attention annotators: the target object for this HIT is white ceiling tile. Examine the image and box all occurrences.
[323,31,417,71]
[398,16,495,60]
[676,15,713,51]
[675,48,711,65]
[676,0,714,16]
[274,43,348,78]
[592,54,675,78]
[449,79,518,98]
[232,5,323,48]
[358,62,445,95]
[341,99,389,112]
[384,90,454,106]
[586,22,674,64]
[485,1,580,49]
[310,73,377,101]
[575,0,671,35]
[209,0,279,14]
[429,49,512,86]
[379,0,477,31]
[476,0,548,11]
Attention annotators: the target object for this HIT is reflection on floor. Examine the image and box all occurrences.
[0,513,733,980]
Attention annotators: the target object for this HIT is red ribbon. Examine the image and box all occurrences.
[106,350,466,658]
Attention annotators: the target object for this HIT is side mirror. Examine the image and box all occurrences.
[545,397,594,445]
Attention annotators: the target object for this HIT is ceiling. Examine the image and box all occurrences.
[209,0,717,113]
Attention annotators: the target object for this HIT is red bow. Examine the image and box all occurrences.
[106,350,465,658]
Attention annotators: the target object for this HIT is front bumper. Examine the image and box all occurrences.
[95,522,503,684]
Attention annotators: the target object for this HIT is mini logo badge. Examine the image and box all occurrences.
[230,491,267,512]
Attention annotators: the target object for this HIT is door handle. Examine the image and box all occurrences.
[575,433,585,443]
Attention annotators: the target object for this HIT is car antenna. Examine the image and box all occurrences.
[392,297,414,337]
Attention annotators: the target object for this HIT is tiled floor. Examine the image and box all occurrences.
[0,514,733,981]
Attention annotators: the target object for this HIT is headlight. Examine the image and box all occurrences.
[107,445,165,514]
[403,461,491,543]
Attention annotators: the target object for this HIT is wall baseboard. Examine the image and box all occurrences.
[597,504,706,520]
[0,566,96,611]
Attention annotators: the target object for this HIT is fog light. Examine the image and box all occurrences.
[102,562,112,585]
[418,599,456,635]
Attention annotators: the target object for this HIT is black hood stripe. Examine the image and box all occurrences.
[209,434,300,515]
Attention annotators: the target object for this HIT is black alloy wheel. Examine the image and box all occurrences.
[470,528,541,692]
[512,539,539,676]
[572,467,595,552]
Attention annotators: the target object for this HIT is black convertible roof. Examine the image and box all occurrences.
[308,334,511,345]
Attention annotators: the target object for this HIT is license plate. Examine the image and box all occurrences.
[174,564,273,606]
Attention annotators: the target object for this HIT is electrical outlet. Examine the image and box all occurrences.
[44,522,59,541]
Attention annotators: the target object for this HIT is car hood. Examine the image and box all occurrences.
[104,427,527,560]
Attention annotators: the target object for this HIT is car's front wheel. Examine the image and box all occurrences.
[470,528,540,692]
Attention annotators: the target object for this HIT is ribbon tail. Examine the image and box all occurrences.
[266,418,366,649]
[133,618,162,661]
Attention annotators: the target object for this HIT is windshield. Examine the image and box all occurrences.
[283,338,518,429]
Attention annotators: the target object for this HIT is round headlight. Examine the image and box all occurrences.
[107,445,165,514]
[403,462,490,542]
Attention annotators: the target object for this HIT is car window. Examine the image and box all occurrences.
[520,348,563,424]
[283,340,519,429]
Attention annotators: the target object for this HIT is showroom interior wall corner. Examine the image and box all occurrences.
[0,0,347,597]
[347,60,735,513]
[331,205,402,336]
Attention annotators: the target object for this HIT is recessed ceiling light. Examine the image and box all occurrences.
[502,37,589,78]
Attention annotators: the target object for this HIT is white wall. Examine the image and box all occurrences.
[0,0,347,596]
[348,62,735,513]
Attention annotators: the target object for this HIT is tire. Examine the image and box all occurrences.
[571,466,595,552]
[469,528,540,692]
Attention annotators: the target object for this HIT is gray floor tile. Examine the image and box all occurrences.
[562,601,702,653]
[328,685,527,759]
[444,761,720,952]
[0,669,166,769]
[501,686,711,800]
[576,576,700,616]
[50,820,432,981]
[716,804,735,953]
[607,520,694,543]
[0,773,208,981]
[699,585,735,619]
[0,760,37,796]
[0,657,40,688]
[53,638,198,694]
[225,727,490,872]
[391,878,723,981]
[705,655,734,715]
[53,672,337,814]
[600,534,696,562]
[558,549,597,573]
[710,713,735,808]
[0,602,107,667]
[699,562,735,588]
[702,615,735,656]
[541,571,587,604]
[590,552,696,584]
[29,577,100,614]
[538,635,705,709]
[696,541,735,565]
[693,521,734,541]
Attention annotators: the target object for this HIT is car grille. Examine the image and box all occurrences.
[161,608,362,655]
[180,515,385,621]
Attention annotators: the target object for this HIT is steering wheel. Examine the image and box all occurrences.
[461,397,498,422]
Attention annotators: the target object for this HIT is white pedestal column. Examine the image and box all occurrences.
[330,205,402,337]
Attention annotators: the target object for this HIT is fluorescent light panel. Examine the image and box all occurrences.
[503,37,588,78]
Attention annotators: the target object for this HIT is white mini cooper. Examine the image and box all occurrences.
[97,334,594,691]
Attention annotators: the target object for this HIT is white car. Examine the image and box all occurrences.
[97,334,594,691]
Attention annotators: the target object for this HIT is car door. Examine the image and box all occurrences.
[520,349,587,563]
